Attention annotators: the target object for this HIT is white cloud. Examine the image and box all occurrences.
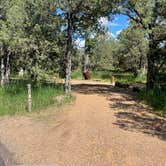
[106,31,115,39]
[98,17,109,26]
[99,17,121,27]
[116,30,122,36]
[75,38,85,48]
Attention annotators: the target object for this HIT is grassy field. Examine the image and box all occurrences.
[0,80,73,116]
[71,69,146,83]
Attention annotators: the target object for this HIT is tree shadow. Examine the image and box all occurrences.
[113,111,166,140]
[72,83,166,141]
[72,83,132,96]
[111,98,166,141]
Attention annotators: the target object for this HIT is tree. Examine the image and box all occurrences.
[89,33,114,71]
[116,25,148,76]
[120,0,166,89]
[0,0,64,84]
[22,0,63,81]
[55,0,118,93]
[77,1,119,75]
[0,0,26,86]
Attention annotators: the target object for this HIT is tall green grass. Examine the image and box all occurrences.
[139,88,166,116]
[71,69,146,83]
[71,69,83,79]
[0,80,72,115]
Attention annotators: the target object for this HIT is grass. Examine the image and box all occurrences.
[0,80,73,116]
[71,69,146,83]
[71,70,83,80]
[139,88,166,116]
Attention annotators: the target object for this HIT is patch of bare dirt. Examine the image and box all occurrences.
[0,80,165,166]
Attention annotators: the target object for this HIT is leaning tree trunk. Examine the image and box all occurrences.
[65,12,73,94]
[83,32,89,73]
[146,39,156,90]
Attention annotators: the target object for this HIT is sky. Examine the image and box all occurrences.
[56,8,129,47]
[99,14,129,38]
[56,8,129,48]
[76,14,129,48]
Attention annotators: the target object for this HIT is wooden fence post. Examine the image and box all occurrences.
[111,76,115,86]
[27,84,32,112]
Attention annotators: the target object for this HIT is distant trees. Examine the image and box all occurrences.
[115,25,148,76]
[89,34,114,71]
[54,0,118,93]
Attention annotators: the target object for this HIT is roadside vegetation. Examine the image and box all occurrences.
[71,69,146,83]
[139,88,166,116]
[0,80,73,116]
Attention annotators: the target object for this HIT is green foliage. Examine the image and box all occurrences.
[139,88,166,116]
[0,80,72,115]
[0,0,165,92]
[90,34,114,71]
[113,26,148,76]
[0,0,64,82]
[120,0,166,89]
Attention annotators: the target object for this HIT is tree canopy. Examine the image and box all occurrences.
[0,0,165,92]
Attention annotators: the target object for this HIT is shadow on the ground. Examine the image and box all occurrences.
[72,83,166,141]
[72,84,131,96]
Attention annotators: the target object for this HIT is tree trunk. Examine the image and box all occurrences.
[65,11,73,94]
[0,46,5,87]
[4,52,10,83]
[146,39,156,90]
[19,67,24,77]
[83,32,89,73]
[1,57,5,87]
[139,53,143,70]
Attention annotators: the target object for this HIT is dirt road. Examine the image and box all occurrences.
[0,82,166,166]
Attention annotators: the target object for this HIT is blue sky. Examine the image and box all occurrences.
[76,14,129,48]
[56,8,129,38]
[56,8,129,47]
[99,14,129,38]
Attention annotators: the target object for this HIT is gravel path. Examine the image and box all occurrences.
[0,81,165,166]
